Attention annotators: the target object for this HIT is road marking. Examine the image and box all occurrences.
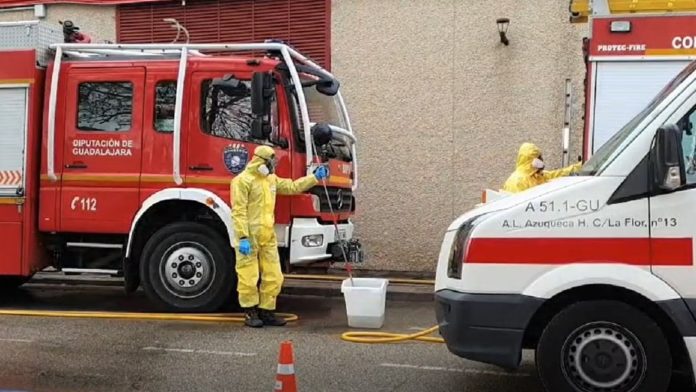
[196,349,257,357]
[0,338,33,343]
[143,346,257,357]
[379,363,530,378]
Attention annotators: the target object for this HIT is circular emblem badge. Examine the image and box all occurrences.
[223,143,249,175]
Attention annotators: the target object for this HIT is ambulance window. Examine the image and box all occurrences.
[154,81,176,133]
[77,82,133,132]
[200,78,257,142]
[680,109,696,183]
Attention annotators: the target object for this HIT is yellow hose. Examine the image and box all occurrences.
[0,309,298,323]
[341,325,444,344]
[0,308,443,344]
[2,274,434,339]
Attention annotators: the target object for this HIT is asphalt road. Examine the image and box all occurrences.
[0,284,543,392]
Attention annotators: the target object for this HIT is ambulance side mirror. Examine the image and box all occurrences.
[653,124,686,192]
[251,72,275,140]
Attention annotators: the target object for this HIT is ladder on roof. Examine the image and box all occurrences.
[44,43,357,189]
[570,0,696,22]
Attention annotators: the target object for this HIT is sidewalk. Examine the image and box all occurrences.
[28,272,435,302]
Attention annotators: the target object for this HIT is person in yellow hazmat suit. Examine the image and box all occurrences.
[231,145,329,328]
[502,142,582,193]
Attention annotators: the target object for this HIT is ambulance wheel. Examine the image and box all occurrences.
[536,300,671,392]
[140,222,235,312]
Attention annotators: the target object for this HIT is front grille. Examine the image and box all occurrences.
[309,187,353,213]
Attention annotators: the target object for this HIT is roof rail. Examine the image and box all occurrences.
[50,42,334,80]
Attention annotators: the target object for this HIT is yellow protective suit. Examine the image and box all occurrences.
[231,146,318,310]
[502,143,582,193]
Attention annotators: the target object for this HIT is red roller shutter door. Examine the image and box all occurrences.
[117,0,331,69]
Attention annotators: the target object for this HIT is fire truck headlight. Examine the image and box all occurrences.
[311,195,321,212]
[302,234,324,248]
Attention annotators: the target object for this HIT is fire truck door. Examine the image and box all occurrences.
[0,85,28,275]
[59,67,145,234]
[187,71,292,215]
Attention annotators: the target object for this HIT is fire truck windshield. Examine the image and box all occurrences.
[290,84,352,162]
[303,86,348,130]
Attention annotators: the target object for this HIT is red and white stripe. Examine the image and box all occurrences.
[0,170,22,186]
[465,237,693,266]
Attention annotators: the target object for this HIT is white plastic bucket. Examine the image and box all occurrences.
[341,278,389,329]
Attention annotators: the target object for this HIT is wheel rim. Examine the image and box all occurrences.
[159,241,216,299]
[561,322,646,392]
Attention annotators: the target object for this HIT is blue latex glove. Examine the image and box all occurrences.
[314,165,329,181]
[239,238,252,256]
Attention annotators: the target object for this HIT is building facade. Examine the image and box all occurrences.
[0,0,588,274]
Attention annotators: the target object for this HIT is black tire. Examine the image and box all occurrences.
[0,276,29,293]
[140,222,235,312]
[536,300,672,392]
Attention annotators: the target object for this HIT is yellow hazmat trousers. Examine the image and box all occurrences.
[502,142,582,193]
[231,146,318,310]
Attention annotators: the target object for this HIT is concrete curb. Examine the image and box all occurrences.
[27,273,435,302]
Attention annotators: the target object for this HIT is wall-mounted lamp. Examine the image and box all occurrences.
[496,18,510,46]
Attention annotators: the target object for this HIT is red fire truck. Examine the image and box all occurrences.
[0,21,362,311]
[583,13,696,158]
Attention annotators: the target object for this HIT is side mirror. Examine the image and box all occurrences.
[316,79,340,96]
[251,72,274,116]
[212,74,249,96]
[311,123,333,147]
[250,72,275,140]
[653,124,686,191]
[251,118,268,140]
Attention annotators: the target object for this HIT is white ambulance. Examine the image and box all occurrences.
[435,40,696,392]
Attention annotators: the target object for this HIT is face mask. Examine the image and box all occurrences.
[266,157,277,174]
[255,155,276,176]
[258,164,270,176]
[532,158,545,170]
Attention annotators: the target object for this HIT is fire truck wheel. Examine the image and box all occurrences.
[140,222,235,312]
[0,276,29,292]
[536,300,671,392]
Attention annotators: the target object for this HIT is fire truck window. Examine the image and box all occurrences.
[154,81,176,133]
[201,78,267,144]
[77,82,133,132]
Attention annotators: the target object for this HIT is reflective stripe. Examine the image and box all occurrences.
[276,364,294,375]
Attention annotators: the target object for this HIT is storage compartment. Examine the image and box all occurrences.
[0,221,22,275]
[0,21,62,66]
[341,278,388,329]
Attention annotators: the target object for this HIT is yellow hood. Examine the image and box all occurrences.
[515,142,541,175]
[244,145,274,175]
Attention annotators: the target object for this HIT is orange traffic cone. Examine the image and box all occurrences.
[274,340,297,392]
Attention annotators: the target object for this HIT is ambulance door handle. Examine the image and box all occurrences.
[65,162,88,169]
[189,165,213,171]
